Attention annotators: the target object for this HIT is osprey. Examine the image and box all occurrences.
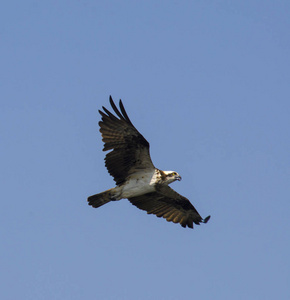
[88,96,210,229]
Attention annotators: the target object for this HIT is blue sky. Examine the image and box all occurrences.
[1,1,290,299]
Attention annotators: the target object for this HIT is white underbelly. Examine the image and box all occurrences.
[121,174,156,198]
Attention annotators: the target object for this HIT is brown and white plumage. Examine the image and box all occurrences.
[129,185,210,228]
[87,96,210,229]
[98,97,154,185]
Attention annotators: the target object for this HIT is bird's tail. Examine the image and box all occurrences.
[87,188,115,208]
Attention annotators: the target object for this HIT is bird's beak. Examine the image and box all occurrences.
[176,176,182,181]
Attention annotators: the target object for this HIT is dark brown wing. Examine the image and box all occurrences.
[128,185,210,228]
[99,96,155,185]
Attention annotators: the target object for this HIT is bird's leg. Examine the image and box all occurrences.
[109,186,123,201]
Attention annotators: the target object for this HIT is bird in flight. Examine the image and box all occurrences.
[88,96,210,229]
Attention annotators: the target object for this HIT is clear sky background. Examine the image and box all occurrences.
[1,1,290,299]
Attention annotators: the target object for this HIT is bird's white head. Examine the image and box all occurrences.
[163,171,182,184]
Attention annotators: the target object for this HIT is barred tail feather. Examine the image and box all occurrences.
[87,188,114,208]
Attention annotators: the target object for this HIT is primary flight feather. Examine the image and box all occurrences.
[87,96,210,229]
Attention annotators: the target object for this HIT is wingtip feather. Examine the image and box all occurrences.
[203,215,211,223]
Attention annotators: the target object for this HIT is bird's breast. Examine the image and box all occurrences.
[120,170,157,198]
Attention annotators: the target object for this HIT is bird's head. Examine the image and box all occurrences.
[163,171,182,184]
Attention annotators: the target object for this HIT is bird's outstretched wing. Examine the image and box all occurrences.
[129,185,210,228]
[98,96,155,185]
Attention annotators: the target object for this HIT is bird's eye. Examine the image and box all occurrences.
[172,172,176,176]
